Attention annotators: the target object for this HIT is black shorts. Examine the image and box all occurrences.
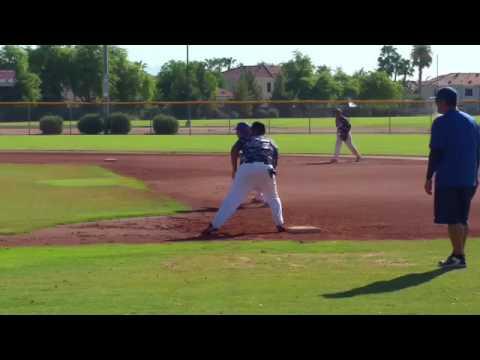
[434,186,477,225]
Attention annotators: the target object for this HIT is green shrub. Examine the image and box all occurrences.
[254,108,269,118]
[153,114,179,134]
[77,114,104,135]
[141,107,164,120]
[39,115,63,135]
[267,108,280,118]
[105,113,131,134]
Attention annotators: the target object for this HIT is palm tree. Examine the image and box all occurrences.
[397,58,414,85]
[411,45,433,94]
[224,57,237,70]
[378,45,401,80]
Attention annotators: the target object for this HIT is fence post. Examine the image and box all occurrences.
[228,118,231,135]
[268,117,271,135]
[27,103,31,135]
[388,110,392,134]
[308,105,311,135]
[430,104,433,132]
[68,103,73,135]
[188,104,192,136]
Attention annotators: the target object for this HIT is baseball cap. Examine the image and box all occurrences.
[435,87,457,105]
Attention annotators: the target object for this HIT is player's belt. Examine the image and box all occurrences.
[245,161,271,165]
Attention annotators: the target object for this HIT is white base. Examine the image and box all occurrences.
[287,226,321,234]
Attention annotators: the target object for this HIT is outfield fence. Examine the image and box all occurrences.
[1,99,479,135]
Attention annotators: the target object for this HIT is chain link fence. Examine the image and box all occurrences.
[1,100,479,136]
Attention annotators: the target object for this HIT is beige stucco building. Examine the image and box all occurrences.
[421,73,480,101]
[222,64,282,100]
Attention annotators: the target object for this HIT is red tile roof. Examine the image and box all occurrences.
[222,64,282,82]
[425,73,480,86]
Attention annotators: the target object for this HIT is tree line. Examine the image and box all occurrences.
[0,45,432,102]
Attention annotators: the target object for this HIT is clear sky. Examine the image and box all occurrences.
[121,45,480,80]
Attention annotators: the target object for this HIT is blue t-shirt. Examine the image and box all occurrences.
[430,110,480,188]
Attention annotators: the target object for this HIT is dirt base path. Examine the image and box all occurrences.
[0,152,476,247]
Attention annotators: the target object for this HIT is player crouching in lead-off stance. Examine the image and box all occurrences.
[202,122,285,235]
[331,108,361,163]
[231,122,266,206]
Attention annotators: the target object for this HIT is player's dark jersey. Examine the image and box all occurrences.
[336,116,351,141]
[233,137,249,164]
[241,135,279,167]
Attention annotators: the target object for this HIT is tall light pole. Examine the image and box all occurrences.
[187,45,192,136]
[103,45,110,134]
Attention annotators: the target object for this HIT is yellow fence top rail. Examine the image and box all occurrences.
[0,99,479,106]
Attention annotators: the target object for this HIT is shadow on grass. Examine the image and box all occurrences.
[177,207,218,214]
[165,230,279,243]
[322,268,454,299]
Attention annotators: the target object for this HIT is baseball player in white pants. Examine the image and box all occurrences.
[231,123,266,205]
[331,108,361,163]
[203,122,285,235]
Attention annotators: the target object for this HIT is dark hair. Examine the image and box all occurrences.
[436,87,457,107]
[251,121,266,135]
[235,122,251,138]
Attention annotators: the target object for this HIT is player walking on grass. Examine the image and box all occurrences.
[202,121,285,235]
[231,122,265,205]
[425,87,480,269]
[331,108,362,163]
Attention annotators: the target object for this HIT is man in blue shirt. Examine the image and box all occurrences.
[425,87,480,269]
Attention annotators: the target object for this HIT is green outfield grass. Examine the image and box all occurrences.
[0,239,478,314]
[0,164,186,234]
[177,116,435,129]
[0,134,430,156]
[0,116,436,130]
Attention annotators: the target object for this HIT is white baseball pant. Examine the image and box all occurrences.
[212,162,284,229]
[333,133,360,159]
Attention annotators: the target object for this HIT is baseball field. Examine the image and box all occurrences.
[1,134,479,314]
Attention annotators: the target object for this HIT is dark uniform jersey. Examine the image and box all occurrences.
[233,137,249,164]
[336,115,351,141]
[241,135,279,168]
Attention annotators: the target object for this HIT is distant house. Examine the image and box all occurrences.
[222,64,282,100]
[215,88,234,101]
[421,73,480,101]
[0,70,16,87]
[0,70,20,100]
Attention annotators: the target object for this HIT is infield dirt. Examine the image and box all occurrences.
[0,152,476,247]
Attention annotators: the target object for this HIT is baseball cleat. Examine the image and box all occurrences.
[201,224,219,236]
[438,254,466,269]
[330,159,338,164]
[276,225,286,233]
[355,156,362,162]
